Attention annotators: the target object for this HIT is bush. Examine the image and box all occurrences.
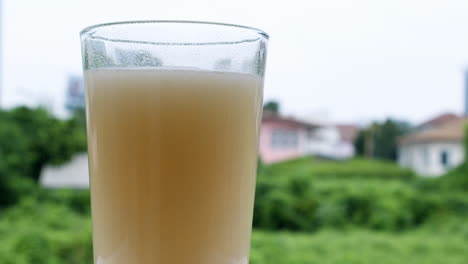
[37,189,91,215]
[264,158,415,181]
[0,107,87,208]
[437,163,468,191]
[250,229,468,264]
[0,198,93,264]
[253,158,468,232]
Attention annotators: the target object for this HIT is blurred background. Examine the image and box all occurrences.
[1,0,468,263]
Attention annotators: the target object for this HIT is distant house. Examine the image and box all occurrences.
[398,114,466,176]
[259,110,317,164]
[306,124,358,160]
[259,110,358,164]
[417,113,459,132]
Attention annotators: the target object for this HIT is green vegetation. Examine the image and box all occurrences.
[355,119,412,160]
[1,188,467,264]
[263,100,280,113]
[0,106,467,263]
[2,157,464,264]
[0,192,92,264]
[254,158,468,232]
[1,194,467,264]
[0,107,87,208]
[251,227,468,264]
[260,158,415,180]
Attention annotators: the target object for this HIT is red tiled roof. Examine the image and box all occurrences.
[418,113,460,130]
[262,110,319,128]
[399,118,467,144]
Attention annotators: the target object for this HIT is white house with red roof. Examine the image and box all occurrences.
[259,110,316,163]
[398,114,466,176]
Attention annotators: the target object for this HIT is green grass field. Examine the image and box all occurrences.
[251,229,468,264]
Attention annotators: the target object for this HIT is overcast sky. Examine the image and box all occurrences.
[3,0,468,123]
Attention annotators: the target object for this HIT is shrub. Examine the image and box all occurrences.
[0,107,87,208]
[0,199,93,264]
[264,158,415,181]
[37,189,91,215]
[253,158,468,232]
[250,229,468,264]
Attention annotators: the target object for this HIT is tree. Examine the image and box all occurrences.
[0,115,35,207]
[0,107,87,183]
[0,107,88,207]
[264,101,280,113]
[355,119,413,161]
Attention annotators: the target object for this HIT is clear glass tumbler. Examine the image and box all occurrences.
[80,21,268,264]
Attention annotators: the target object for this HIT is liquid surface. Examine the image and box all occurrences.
[85,69,263,264]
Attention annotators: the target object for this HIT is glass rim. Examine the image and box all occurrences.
[80,20,269,42]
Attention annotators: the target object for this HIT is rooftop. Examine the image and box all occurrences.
[417,113,460,131]
[399,117,467,144]
[262,110,319,128]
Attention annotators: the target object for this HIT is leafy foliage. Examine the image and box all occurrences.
[263,101,280,113]
[0,197,92,264]
[1,195,466,264]
[0,107,87,207]
[355,119,412,160]
[250,229,468,264]
[253,158,468,232]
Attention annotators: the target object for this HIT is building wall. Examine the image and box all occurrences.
[306,126,355,159]
[259,122,307,164]
[398,141,464,176]
[40,153,89,188]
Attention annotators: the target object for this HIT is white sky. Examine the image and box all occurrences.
[3,0,468,123]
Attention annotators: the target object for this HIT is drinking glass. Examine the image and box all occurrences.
[80,21,268,264]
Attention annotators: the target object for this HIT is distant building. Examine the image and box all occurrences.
[259,110,317,163]
[65,76,85,111]
[259,110,358,164]
[417,113,459,132]
[398,70,468,176]
[398,114,466,176]
[306,124,358,160]
[40,153,89,188]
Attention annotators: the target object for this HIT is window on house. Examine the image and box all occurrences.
[271,129,299,149]
[440,151,450,168]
